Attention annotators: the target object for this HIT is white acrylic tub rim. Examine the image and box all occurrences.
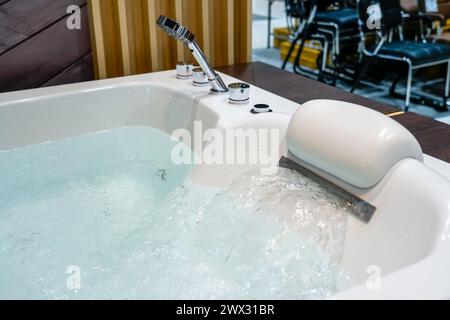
[1,70,450,299]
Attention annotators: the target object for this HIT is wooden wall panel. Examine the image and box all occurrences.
[0,0,86,55]
[153,0,178,71]
[126,0,152,75]
[0,0,94,93]
[234,0,253,64]
[42,54,94,87]
[179,0,203,62]
[88,0,252,79]
[99,0,123,78]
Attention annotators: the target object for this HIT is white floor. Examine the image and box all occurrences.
[252,0,286,49]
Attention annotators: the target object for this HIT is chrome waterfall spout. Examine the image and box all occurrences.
[156,15,228,94]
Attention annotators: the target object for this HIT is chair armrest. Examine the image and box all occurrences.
[401,11,441,39]
[422,12,445,27]
[402,11,434,28]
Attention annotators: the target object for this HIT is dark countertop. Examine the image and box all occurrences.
[217,62,450,163]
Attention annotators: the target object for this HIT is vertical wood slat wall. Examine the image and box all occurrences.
[87,0,252,80]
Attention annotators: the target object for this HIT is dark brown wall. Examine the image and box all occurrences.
[0,0,94,93]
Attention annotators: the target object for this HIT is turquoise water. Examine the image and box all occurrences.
[0,127,350,299]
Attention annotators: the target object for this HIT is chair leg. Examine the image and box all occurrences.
[323,29,339,86]
[405,63,413,113]
[333,29,341,86]
[292,25,314,74]
[293,37,307,73]
[389,73,401,96]
[350,56,373,93]
[318,38,329,82]
[281,32,302,70]
[267,0,273,49]
[445,59,450,109]
[331,55,341,87]
[315,29,335,84]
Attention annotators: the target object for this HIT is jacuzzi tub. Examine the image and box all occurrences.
[1,70,449,299]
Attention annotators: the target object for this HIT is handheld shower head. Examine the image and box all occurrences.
[156,16,195,45]
[156,15,228,94]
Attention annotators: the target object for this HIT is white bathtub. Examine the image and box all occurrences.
[1,70,450,299]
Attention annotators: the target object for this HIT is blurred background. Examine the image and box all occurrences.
[253,0,450,123]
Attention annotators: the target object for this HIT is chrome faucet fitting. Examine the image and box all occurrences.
[156,16,228,94]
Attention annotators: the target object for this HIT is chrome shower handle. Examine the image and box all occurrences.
[156,16,228,94]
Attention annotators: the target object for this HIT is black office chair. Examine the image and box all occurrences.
[417,0,449,44]
[352,0,450,111]
[399,0,444,42]
[282,0,359,83]
[284,0,310,34]
[314,1,360,63]
[281,0,328,78]
[282,0,359,84]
